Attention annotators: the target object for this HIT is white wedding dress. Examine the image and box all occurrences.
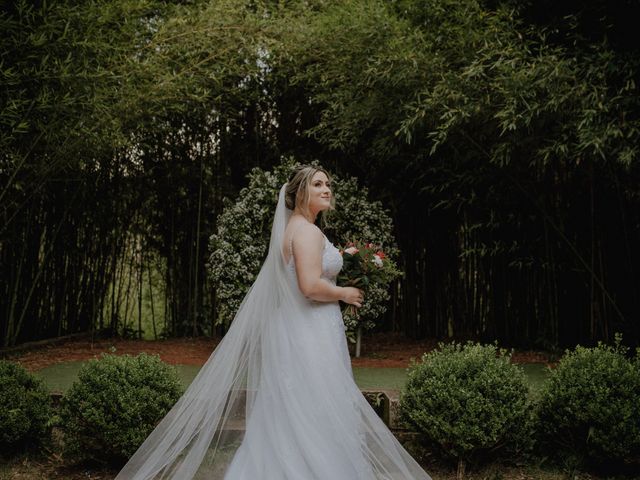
[115,184,431,480]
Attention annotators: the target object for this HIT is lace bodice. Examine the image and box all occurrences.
[285,233,346,333]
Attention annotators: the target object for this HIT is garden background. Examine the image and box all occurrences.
[2,0,639,349]
[1,0,640,478]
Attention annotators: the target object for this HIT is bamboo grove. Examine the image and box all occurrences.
[1,0,639,348]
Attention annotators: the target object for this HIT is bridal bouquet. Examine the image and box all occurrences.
[337,241,401,322]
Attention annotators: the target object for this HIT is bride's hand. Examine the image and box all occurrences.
[341,287,364,308]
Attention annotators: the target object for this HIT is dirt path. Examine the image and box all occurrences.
[9,332,554,371]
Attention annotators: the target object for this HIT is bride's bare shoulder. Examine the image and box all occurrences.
[290,221,323,248]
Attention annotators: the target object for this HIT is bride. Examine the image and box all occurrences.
[115,165,431,479]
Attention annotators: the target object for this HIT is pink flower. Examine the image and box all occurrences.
[344,246,359,255]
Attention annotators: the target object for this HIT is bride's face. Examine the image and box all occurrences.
[306,171,332,213]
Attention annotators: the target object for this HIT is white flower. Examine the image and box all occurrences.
[372,254,383,267]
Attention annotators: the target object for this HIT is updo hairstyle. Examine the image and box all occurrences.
[285,166,334,221]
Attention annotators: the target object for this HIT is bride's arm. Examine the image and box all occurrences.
[293,224,362,306]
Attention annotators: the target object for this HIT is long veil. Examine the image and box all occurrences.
[115,184,301,479]
[115,183,432,479]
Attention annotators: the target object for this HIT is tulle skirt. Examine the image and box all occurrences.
[222,302,429,480]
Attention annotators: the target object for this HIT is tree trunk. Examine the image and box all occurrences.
[457,459,466,480]
[355,325,363,357]
[193,153,204,337]
[148,258,158,340]
[138,240,143,339]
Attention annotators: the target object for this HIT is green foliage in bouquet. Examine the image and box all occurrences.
[60,353,183,465]
[535,334,640,468]
[400,342,532,470]
[339,241,401,288]
[207,156,400,333]
[337,241,402,328]
[0,360,52,452]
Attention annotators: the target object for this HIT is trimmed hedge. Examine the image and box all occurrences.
[60,353,183,465]
[536,336,640,467]
[400,342,532,470]
[0,360,52,452]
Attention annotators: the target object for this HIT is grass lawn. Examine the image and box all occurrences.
[33,360,550,394]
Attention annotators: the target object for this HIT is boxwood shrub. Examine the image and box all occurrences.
[0,360,52,452]
[399,342,532,472]
[60,353,183,465]
[535,336,640,468]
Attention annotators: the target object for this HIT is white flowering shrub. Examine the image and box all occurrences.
[325,175,400,331]
[207,157,400,333]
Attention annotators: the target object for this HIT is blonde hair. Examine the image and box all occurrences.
[285,165,335,222]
